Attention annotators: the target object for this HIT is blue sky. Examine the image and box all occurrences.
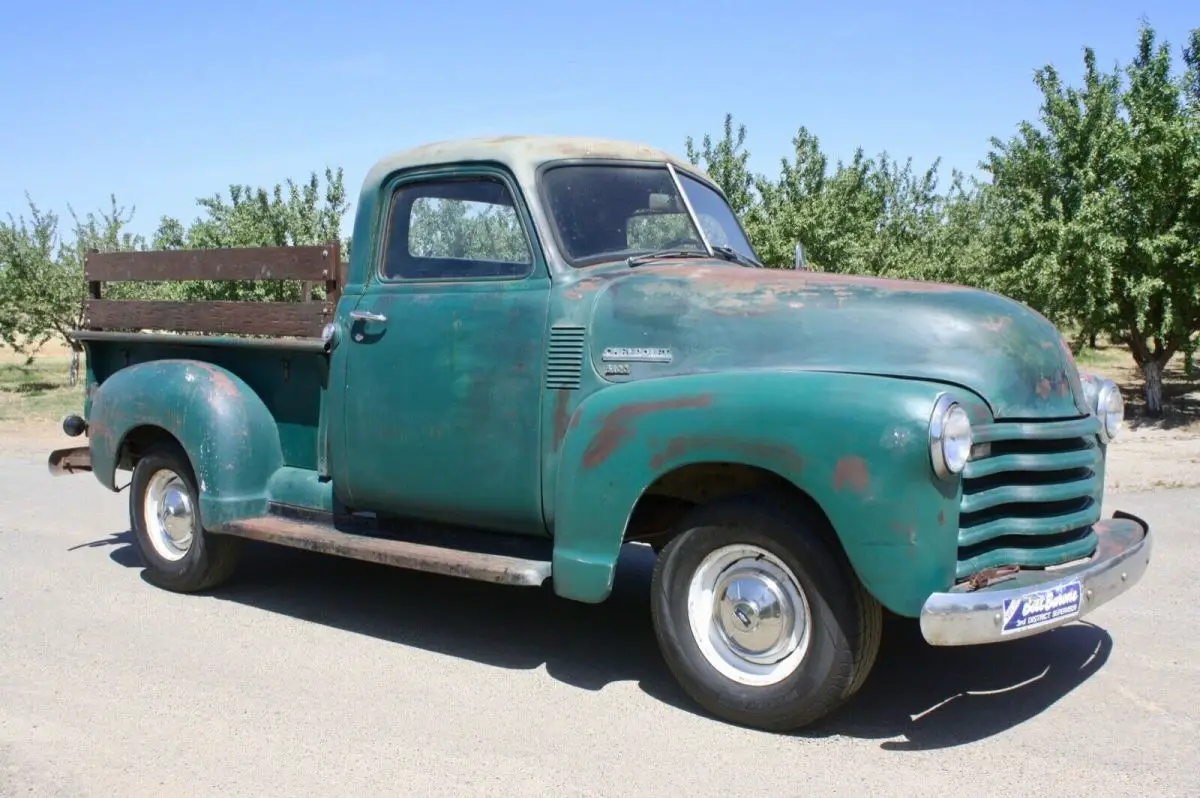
[1,0,1194,240]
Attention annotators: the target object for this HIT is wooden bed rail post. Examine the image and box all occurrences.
[80,242,345,338]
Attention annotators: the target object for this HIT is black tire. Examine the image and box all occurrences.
[650,493,882,731]
[129,442,242,593]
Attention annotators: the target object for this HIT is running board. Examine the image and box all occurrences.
[212,514,552,587]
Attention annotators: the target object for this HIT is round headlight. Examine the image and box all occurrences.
[930,395,974,479]
[1097,380,1124,441]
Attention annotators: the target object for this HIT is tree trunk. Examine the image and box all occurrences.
[69,348,80,388]
[1143,359,1164,417]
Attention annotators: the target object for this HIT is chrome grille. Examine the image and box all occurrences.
[956,415,1104,580]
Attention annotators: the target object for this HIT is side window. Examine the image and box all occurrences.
[382,175,534,280]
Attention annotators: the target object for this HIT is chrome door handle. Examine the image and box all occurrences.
[349,310,388,323]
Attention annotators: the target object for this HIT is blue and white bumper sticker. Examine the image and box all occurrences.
[1001,579,1083,635]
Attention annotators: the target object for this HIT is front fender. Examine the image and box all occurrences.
[87,359,284,527]
[551,370,966,616]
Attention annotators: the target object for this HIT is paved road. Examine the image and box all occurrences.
[1,449,1197,797]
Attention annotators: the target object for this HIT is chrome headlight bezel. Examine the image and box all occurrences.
[929,393,974,480]
[1096,378,1124,442]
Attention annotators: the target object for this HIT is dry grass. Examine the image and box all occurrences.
[0,338,75,363]
[0,340,85,451]
[0,357,84,423]
[1074,338,1200,433]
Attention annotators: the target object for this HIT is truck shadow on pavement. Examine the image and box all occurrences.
[92,531,1111,751]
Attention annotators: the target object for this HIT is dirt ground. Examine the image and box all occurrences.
[2,338,1199,492]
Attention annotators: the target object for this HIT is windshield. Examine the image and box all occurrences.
[538,163,759,267]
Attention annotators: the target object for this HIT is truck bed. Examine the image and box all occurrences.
[80,330,330,472]
[76,243,344,473]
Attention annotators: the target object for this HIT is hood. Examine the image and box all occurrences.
[584,262,1090,420]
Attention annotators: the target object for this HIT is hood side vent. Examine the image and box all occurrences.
[546,325,586,390]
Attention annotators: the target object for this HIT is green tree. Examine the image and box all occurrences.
[152,167,350,301]
[0,197,61,362]
[408,193,529,263]
[685,113,757,218]
[983,22,1200,415]
[730,124,955,276]
[0,195,147,384]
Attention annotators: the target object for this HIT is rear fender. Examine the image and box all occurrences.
[550,370,964,616]
[87,359,284,527]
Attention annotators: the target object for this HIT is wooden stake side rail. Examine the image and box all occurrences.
[83,300,333,338]
[82,242,343,337]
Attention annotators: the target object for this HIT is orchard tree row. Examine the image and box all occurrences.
[2,21,1198,414]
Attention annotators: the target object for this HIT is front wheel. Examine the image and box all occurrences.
[650,494,882,731]
[129,442,242,593]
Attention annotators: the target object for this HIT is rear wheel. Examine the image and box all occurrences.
[129,442,242,592]
[650,494,881,731]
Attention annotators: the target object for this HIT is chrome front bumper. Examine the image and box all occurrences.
[920,510,1152,646]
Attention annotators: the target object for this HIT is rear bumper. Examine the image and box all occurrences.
[48,446,92,476]
[920,510,1151,646]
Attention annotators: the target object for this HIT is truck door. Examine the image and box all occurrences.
[339,166,551,536]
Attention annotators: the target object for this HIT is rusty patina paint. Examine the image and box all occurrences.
[584,261,1091,419]
[552,389,573,451]
[833,456,871,493]
[333,156,553,535]
[84,357,287,527]
[582,395,714,469]
[963,565,1021,591]
[215,514,550,587]
[551,370,962,614]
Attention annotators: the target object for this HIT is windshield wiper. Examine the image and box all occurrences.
[625,246,763,268]
[711,245,763,268]
[626,249,713,267]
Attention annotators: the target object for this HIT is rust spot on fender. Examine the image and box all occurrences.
[683,264,968,296]
[609,263,974,320]
[552,389,572,451]
[833,455,870,493]
[582,395,714,469]
[648,435,805,473]
[937,509,945,526]
[190,361,240,402]
[561,275,608,302]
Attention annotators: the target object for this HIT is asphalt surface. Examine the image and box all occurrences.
[1,449,1197,797]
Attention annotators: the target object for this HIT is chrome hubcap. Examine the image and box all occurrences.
[144,469,195,561]
[687,544,812,686]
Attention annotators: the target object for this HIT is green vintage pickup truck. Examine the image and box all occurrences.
[49,136,1152,731]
